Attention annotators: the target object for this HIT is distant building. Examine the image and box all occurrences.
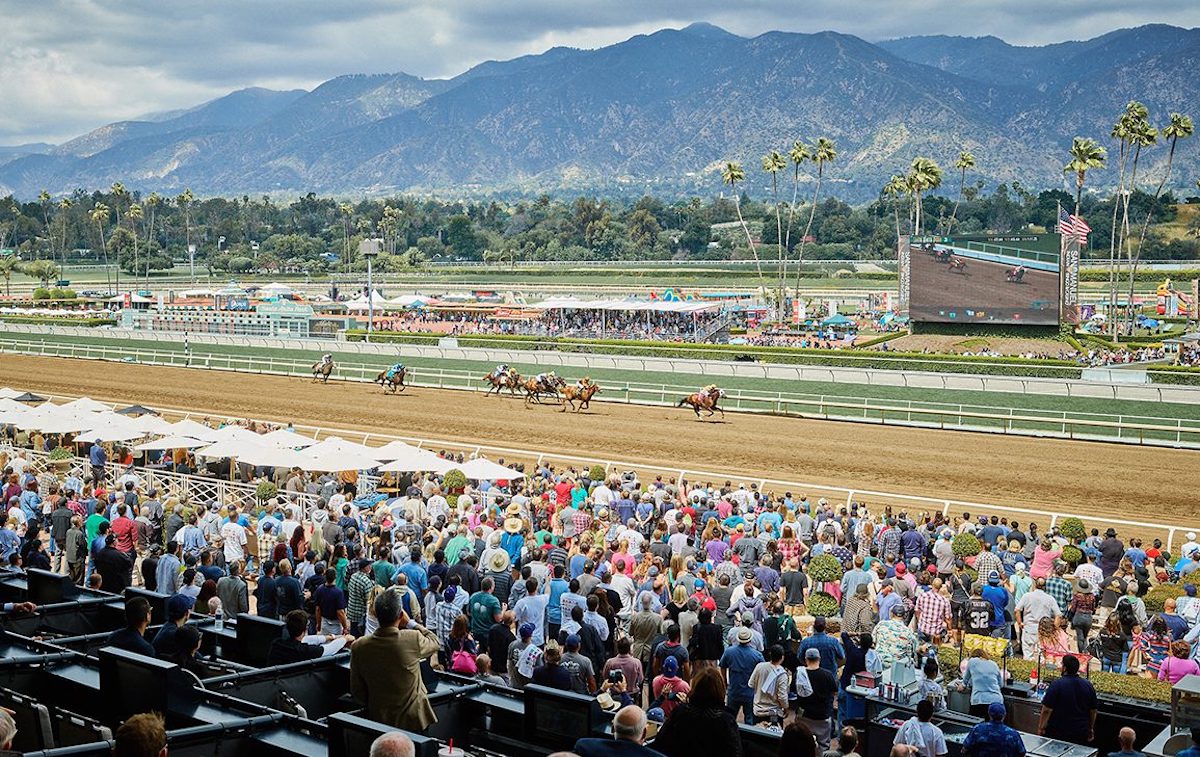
[119,300,315,337]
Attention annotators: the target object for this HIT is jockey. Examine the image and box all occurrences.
[704,383,718,395]
[575,376,590,391]
[495,363,510,379]
[320,354,333,366]
[386,362,404,380]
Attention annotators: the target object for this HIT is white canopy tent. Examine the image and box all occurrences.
[259,428,318,449]
[164,420,221,440]
[302,437,383,472]
[60,397,111,413]
[205,425,262,444]
[258,282,297,296]
[457,457,524,481]
[344,291,390,311]
[386,294,432,308]
[72,424,146,443]
[374,441,455,473]
[528,297,719,314]
[131,414,174,434]
[194,438,271,460]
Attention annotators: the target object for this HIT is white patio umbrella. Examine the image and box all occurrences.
[14,405,80,431]
[0,388,24,400]
[34,411,106,434]
[376,446,455,474]
[259,428,318,449]
[131,414,174,434]
[60,397,112,413]
[193,438,269,460]
[237,444,317,470]
[165,419,221,440]
[304,436,381,459]
[457,457,524,481]
[205,425,261,444]
[72,424,146,443]
[134,435,208,451]
[302,446,383,473]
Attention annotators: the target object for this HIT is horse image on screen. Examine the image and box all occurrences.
[907,237,1060,325]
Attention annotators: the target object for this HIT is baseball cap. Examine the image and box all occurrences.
[804,648,821,661]
[987,570,1000,584]
[662,656,679,676]
[988,702,1006,721]
[565,633,581,649]
[519,623,535,639]
[167,593,195,620]
[694,579,705,589]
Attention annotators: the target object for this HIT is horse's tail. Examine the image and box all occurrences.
[677,397,688,408]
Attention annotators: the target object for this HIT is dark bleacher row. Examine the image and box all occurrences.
[1,567,783,757]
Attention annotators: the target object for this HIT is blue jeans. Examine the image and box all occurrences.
[727,697,754,725]
[1101,652,1128,674]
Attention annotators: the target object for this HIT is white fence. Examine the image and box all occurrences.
[5,336,1200,450]
[2,322,1199,404]
[7,391,1192,552]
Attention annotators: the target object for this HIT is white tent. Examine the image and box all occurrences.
[304,436,380,459]
[132,414,174,434]
[259,428,318,449]
[258,282,297,296]
[457,457,524,481]
[73,424,145,443]
[238,445,318,470]
[165,420,221,440]
[134,435,208,451]
[386,294,431,308]
[107,294,154,304]
[59,397,111,413]
[14,405,83,431]
[178,288,219,297]
[194,438,271,460]
[205,425,261,444]
[344,291,389,311]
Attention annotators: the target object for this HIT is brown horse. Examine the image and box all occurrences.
[484,369,521,397]
[522,374,564,406]
[558,381,601,412]
[678,386,726,418]
[375,367,407,393]
[311,360,334,383]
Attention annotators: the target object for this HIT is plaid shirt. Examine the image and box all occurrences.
[974,550,1004,581]
[571,510,593,535]
[1045,576,1073,613]
[346,571,375,624]
[915,590,951,637]
[258,531,278,567]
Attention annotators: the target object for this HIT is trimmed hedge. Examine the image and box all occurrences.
[1081,268,1200,283]
[809,554,845,582]
[952,533,982,558]
[0,315,114,327]
[1148,366,1200,386]
[808,591,839,618]
[1059,518,1087,542]
[345,330,1084,378]
[1144,583,1186,613]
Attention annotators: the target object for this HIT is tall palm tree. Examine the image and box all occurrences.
[339,203,353,274]
[0,257,18,298]
[56,198,72,272]
[176,189,195,278]
[143,193,163,290]
[90,203,111,291]
[792,137,836,297]
[946,151,975,234]
[720,161,765,284]
[1116,113,1157,335]
[1126,113,1192,331]
[883,174,908,245]
[37,190,52,261]
[126,204,143,290]
[109,182,128,294]
[783,141,811,253]
[907,157,943,236]
[1064,137,1107,222]
[762,150,787,320]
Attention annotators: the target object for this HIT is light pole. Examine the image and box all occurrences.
[359,238,381,342]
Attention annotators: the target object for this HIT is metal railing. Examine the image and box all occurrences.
[6,392,1192,552]
[5,337,1200,449]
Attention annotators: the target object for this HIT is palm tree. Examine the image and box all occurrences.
[784,141,811,251]
[720,161,765,284]
[56,198,72,273]
[0,257,18,298]
[143,193,163,289]
[90,203,111,291]
[1126,113,1192,332]
[762,150,787,320]
[946,151,975,233]
[1064,137,1107,222]
[37,190,52,261]
[1117,113,1157,335]
[907,157,943,236]
[792,137,836,297]
[126,203,143,290]
[883,174,909,244]
[176,188,195,278]
[109,182,128,294]
[339,203,353,274]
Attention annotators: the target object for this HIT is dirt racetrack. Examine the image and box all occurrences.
[0,353,1196,529]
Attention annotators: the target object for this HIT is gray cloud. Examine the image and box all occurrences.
[1,0,1197,143]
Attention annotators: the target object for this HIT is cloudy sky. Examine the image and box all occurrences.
[2,0,1197,145]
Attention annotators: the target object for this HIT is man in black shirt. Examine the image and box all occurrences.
[106,597,155,656]
[964,586,996,637]
[255,560,279,619]
[269,610,329,665]
[95,534,132,594]
[275,560,304,616]
[796,647,838,750]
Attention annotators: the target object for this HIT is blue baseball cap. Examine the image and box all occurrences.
[988,702,1006,720]
[662,656,679,676]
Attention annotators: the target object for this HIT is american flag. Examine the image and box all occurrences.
[1057,207,1091,244]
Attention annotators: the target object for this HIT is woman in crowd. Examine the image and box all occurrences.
[1159,640,1200,684]
[446,614,478,674]
[651,666,742,757]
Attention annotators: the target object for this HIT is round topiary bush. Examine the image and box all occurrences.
[255,481,278,503]
[1061,545,1083,567]
[1059,517,1087,543]
[588,464,606,482]
[952,533,982,558]
[48,446,73,461]
[443,468,467,493]
[807,591,838,618]
[808,554,844,582]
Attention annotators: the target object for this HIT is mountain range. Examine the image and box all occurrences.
[1,22,1198,201]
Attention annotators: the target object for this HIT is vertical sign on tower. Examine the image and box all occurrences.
[897,236,911,314]
[1061,235,1080,324]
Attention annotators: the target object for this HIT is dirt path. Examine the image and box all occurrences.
[2,354,1197,527]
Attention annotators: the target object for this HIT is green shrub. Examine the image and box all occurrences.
[443,468,467,492]
[1144,583,1186,613]
[807,591,839,618]
[588,464,606,482]
[952,533,982,558]
[32,288,50,300]
[1061,545,1083,567]
[808,554,845,582]
[48,446,73,461]
[1059,518,1087,542]
[255,481,277,502]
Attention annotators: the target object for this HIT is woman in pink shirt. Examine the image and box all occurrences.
[1030,539,1063,580]
[1159,640,1200,684]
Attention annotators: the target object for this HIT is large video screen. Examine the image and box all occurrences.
[907,238,1060,325]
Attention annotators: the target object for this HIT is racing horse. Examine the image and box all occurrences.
[311,358,335,383]
[1006,266,1026,283]
[375,366,408,393]
[946,256,968,274]
[678,386,726,419]
[522,374,565,406]
[484,369,522,397]
[558,379,601,413]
